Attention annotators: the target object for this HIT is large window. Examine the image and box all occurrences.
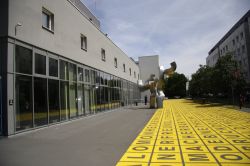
[34,77,48,126]
[78,67,84,82]
[35,53,46,75]
[85,69,90,82]
[60,81,69,121]
[48,79,60,123]
[60,60,68,80]
[15,75,33,131]
[15,45,32,74]
[42,8,54,32]
[69,63,77,81]
[69,82,77,118]
[49,58,58,77]
[77,84,84,116]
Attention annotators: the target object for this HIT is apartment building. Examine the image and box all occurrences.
[206,10,250,82]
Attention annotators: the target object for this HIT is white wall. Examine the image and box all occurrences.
[138,55,160,99]
[8,0,139,83]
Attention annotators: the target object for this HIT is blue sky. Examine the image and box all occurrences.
[82,0,250,78]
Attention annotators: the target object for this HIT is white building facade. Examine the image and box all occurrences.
[0,0,140,136]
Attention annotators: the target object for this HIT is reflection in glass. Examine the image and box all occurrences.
[69,82,77,118]
[77,84,84,116]
[78,67,83,82]
[35,53,46,75]
[69,63,77,81]
[60,60,68,80]
[84,85,90,114]
[34,77,48,126]
[85,69,90,82]
[15,45,32,74]
[60,81,69,120]
[49,79,60,123]
[96,86,101,112]
[15,75,33,131]
[49,58,58,77]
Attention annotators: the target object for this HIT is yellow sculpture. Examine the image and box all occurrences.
[140,62,177,108]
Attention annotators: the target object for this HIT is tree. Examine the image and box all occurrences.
[189,53,247,100]
[164,72,187,98]
[189,65,213,97]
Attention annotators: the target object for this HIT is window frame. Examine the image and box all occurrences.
[101,48,106,61]
[42,7,54,33]
[114,58,118,68]
[80,34,87,51]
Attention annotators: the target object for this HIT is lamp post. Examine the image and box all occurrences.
[15,23,22,36]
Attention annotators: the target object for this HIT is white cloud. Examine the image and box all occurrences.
[83,0,250,77]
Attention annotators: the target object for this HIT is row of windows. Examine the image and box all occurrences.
[14,44,140,132]
[219,32,245,56]
[42,7,139,80]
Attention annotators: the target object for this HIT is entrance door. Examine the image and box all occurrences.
[0,76,2,135]
[84,85,90,115]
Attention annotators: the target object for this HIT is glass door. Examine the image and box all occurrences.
[0,75,2,135]
[84,85,90,115]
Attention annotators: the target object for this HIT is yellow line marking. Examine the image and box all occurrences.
[116,99,250,165]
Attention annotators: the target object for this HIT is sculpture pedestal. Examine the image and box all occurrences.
[150,95,156,108]
[156,96,164,108]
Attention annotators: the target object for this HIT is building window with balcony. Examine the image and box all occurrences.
[134,71,136,78]
[114,58,118,68]
[42,8,54,32]
[101,49,106,61]
[81,34,87,51]
[129,68,131,76]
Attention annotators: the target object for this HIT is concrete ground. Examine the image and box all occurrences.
[0,104,155,166]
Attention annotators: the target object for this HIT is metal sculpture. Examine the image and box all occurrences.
[140,62,177,108]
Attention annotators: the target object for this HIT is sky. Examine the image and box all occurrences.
[82,0,250,78]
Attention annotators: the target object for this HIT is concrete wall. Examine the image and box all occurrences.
[8,0,139,83]
[138,55,159,100]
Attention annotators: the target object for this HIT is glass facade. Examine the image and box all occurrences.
[14,44,140,133]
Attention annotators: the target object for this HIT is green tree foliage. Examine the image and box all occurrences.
[189,53,247,98]
[164,72,187,98]
[189,65,213,97]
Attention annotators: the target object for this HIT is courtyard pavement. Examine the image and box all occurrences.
[117,99,250,166]
[0,105,155,166]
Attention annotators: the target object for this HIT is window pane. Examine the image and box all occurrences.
[69,82,77,118]
[15,75,33,131]
[69,63,77,81]
[48,79,60,123]
[49,58,58,77]
[42,12,49,28]
[35,53,46,75]
[34,77,48,126]
[85,69,90,82]
[78,67,83,82]
[15,45,32,74]
[60,81,69,120]
[60,60,68,80]
[77,84,84,116]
